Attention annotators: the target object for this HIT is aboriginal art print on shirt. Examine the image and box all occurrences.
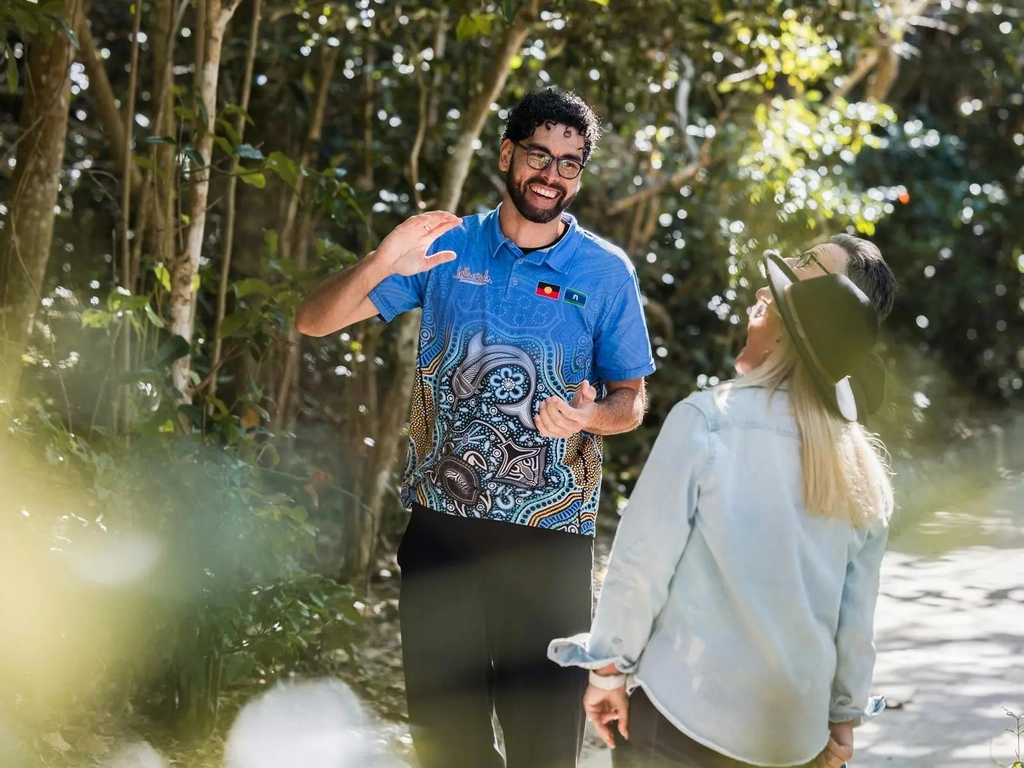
[405,322,602,535]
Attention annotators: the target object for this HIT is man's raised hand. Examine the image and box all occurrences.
[377,211,461,277]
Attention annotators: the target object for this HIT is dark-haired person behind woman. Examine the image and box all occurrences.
[550,251,895,768]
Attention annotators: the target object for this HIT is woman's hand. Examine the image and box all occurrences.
[583,683,630,749]
[816,722,854,767]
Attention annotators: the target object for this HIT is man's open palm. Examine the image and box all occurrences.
[379,211,461,276]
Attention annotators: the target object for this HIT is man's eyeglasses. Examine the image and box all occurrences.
[514,142,585,180]
[795,250,831,275]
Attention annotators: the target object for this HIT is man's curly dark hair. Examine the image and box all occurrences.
[500,87,602,163]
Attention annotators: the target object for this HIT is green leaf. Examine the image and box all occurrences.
[190,274,201,291]
[144,303,165,328]
[81,309,113,329]
[45,13,79,49]
[456,14,478,42]
[151,335,191,369]
[265,151,298,188]
[223,104,255,126]
[235,143,265,161]
[184,145,204,168]
[500,0,521,23]
[154,265,172,291]
[217,310,251,339]
[177,403,204,427]
[234,277,273,298]
[218,118,242,147]
[145,135,177,145]
[239,170,266,188]
[6,44,18,94]
[213,135,233,156]
[196,95,210,130]
[10,8,40,36]
[588,0,609,5]
[133,155,155,171]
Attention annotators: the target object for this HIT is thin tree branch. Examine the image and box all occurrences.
[827,51,879,105]
[608,112,723,217]
[75,14,144,190]
[437,0,540,213]
[118,0,143,428]
[210,0,262,402]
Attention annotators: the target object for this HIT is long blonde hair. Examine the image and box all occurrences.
[717,336,894,526]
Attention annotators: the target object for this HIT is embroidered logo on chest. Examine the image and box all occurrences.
[454,267,492,286]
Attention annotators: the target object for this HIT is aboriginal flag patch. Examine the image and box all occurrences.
[536,281,561,300]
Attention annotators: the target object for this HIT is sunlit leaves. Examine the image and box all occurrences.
[735,96,899,237]
[238,170,267,188]
[456,12,496,41]
[265,151,300,188]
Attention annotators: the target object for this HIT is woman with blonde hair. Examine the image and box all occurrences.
[549,250,894,768]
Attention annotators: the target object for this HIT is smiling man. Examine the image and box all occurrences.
[295,88,655,768]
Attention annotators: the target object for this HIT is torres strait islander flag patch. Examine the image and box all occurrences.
[536,281,561,300]
[563,288,587,307]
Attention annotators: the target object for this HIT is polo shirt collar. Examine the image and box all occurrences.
[484,203,581,275]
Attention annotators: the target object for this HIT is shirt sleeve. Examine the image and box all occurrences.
[829,514,889,725]
[548,401,710,673]
[367,237,446,322]
[367,270,428,323]
[593,270,656,382]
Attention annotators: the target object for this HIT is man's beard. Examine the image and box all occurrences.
[505,169,577,224]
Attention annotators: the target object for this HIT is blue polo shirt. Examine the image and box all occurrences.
[368,205,655,536]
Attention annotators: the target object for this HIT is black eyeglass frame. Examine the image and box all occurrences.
[795,249,832,275]
[512,141,586,180]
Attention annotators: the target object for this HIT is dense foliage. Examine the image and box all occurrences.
[0,0,1020,760]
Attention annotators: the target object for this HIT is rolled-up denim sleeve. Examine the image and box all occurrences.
[548,401,710,673]
[830,514,889,725]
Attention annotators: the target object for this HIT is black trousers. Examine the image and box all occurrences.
[398,503,594,768]
[612,689,822,768]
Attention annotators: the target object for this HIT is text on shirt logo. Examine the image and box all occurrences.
[453,266,492,286]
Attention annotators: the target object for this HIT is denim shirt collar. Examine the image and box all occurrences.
[483,203,582,274]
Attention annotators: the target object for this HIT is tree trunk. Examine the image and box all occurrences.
[0,0,85,399]
[169,0,245,401]
[272,44,339,430]
[150,0,179,300]
[344,3,539,581]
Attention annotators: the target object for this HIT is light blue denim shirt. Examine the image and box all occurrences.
[548,385,889,767]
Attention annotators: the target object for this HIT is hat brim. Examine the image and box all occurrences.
[765,253,859,423]
[850,352,886,426]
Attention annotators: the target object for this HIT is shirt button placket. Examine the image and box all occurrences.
[507,258,523,298]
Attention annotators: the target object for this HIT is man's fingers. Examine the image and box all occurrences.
[423,249,458,268]
[415,211,461,236]
[538,400,582,435]
[570,380,597,408]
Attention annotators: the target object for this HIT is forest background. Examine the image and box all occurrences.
[0,0,1021,764]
